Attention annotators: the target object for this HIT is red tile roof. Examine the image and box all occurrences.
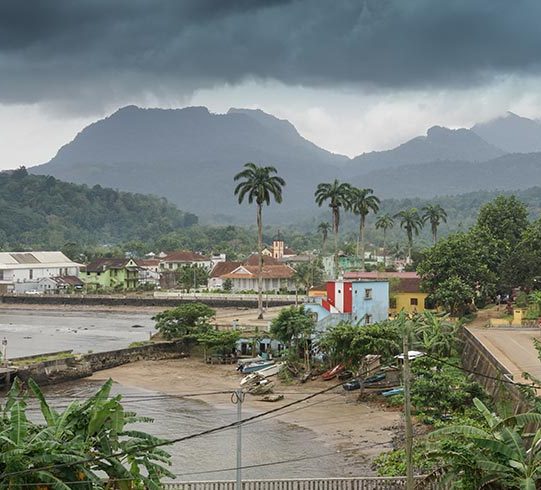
[343,271,419,280]
[135,259,160,267]
[51,275,84,287]
[162,251,209,262]
[210,261,242,278]
[244,254,281,266]
[221,264,295,280]
[343,271,422,293]
[85,258,131,272]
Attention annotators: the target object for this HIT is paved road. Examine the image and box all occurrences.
[468,326,541,384]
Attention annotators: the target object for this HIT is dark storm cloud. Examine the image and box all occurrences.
[1,0,541,106]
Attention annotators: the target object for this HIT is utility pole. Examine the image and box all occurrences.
[231,388,245,490]
[1,337,7,368]
[402,321,414,490]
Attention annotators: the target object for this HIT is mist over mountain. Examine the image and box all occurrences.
[355,152,541,199]
[32,106,347,222]
[347,125,505,175]
[31,105,541,223]
[471,112,541,153]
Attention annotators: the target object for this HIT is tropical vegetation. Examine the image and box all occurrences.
[0,378,173,489]
[349,187,380,270]
[153,303,215,340]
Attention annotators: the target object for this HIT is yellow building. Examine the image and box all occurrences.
[344,271,428,316]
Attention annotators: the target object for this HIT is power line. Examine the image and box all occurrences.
[0,375,352,480]
[423,353,541,390]
[1,441,392,486]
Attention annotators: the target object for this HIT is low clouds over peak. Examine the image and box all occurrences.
[1,0,541,108]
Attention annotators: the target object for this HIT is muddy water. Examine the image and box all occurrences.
[39,380,368,481]
[0,309,152,358]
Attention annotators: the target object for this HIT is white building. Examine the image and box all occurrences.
[159,251,212,271]
[0,252,82,293]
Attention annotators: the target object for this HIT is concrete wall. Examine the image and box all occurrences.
[0,294,296,308]
[461,326,529,413]
[351,281,389,325]
[13,341,188,386]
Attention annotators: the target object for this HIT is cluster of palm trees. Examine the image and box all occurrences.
[232,164,448,317]
[315,179,448,269]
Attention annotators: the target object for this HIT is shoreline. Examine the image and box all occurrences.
[91,357,400,474]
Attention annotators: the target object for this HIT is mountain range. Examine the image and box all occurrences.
[31,107,541,223]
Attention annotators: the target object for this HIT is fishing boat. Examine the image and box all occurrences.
[240,360,275,373]
[322,363,345,381]
[237,357,263,367]
[364,372,386,384]
[381,387,404,397]
[240,362,284,386]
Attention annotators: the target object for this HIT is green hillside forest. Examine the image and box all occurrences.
[0,168,198,249]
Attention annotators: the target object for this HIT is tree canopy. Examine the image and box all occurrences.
[153,303,215,340]
[0,169,197,249]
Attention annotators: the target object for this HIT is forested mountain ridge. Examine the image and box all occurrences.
[32,105,347,222]
[351,152,541,199]
[348,125,505,175]
[472,112,541,153]
[0,168,197,249]
[30,105,541,223]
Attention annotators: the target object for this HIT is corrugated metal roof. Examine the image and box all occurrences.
[0,251,81,269]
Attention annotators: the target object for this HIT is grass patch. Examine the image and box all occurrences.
[12,352,76,367]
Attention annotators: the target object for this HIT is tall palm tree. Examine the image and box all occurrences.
[315,180,351,277]
[234,162,286,319]
[349,187,380,271]
[317,222,331,254]
[394,208,423,264]
[422,204,447,244]
[375,213,394,267]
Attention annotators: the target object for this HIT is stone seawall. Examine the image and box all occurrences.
[461,326,529,412]
[0,294,296,308]
[14,341,188,386]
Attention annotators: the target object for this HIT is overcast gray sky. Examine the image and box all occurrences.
[2,0,541,169]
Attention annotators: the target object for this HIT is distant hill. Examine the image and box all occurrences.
[353,152,541,199]
[0,168,197,249]
[472,112,541,153]
[347,125,505,175]
[32,106,348,222]
[30,105,541,224]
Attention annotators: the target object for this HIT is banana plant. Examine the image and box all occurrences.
[0,378,174,489]
[430,398,541,489]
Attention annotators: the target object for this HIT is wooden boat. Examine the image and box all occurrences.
[240,362,284,386]
[237,357,263,366]
[364,372,386,384]
[240,360,275,373]
[322,363,345,381]
[381,387,404,397]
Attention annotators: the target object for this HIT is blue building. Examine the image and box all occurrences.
[305,280,389,329]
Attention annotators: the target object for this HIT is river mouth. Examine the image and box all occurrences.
[38,379,371,481]
[0,309,153,358]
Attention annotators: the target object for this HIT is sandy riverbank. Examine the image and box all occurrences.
[91,357,400,470]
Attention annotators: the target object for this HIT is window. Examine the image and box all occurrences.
[390,297,397,309]
[364,288,372,300]
[29,269,33,280]
[410,298,419,306]
[364,314,372,325]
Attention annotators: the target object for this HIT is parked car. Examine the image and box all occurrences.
[24,289,43,295]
